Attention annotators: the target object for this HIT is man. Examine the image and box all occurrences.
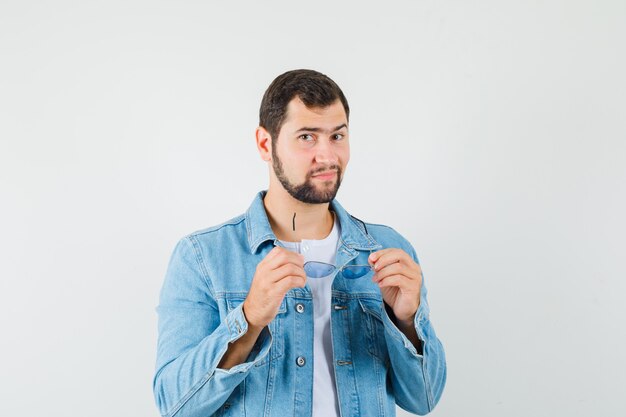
[153,69,446,417]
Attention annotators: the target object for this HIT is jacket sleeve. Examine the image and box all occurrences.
[380,241,447,415]
[153,236,271,417]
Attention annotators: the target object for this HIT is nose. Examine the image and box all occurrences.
[314,137,339,165]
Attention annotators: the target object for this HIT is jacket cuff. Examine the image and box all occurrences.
[218,303,272,373]
[381,299,430,358]
[225,302,249,342]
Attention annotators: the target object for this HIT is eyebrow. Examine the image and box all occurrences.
[294,123,348,134]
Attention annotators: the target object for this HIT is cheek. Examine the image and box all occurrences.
[287,155,312,179]
[340,148,350,167]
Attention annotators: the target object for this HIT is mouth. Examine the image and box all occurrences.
[312,171,337,180]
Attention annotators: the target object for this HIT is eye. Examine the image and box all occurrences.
[298,134,314,142]
[332,133,345,140]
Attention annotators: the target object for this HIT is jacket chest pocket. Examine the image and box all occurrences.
[225,297,286,367]
[357,297,390,364]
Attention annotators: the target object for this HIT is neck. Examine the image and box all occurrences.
[263,186,335,242]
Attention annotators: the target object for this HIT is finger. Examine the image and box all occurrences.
[260,246,281,266]
[275,273,307,294]
[271,262,306,283]
[264,248,305,270]
[374,262,422,282]
[376,274,416,291]
[372,262,405,282]
[368,248,392,265]
[372,249,409,272]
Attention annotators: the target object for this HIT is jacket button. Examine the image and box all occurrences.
[296,356,306,367]
[295,303,305,313]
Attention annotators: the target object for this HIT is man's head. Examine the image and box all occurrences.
[259,69,350,143]
[257,69,350,204]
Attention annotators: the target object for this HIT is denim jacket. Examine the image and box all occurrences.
[153,191,446,417]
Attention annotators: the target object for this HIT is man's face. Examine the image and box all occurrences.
[271,97,350,204]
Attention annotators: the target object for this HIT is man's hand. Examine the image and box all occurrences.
[369,248,422,323]
[243,247,307,329]
[218,247,305,370]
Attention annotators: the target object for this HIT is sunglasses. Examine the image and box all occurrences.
[303,249,375,279]
[293,212,375,279]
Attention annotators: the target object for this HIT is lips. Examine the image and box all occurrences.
[312,171,337,179]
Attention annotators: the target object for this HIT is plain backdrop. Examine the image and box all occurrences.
[1,1,625,416]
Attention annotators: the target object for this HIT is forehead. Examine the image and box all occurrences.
[282,97,348,131]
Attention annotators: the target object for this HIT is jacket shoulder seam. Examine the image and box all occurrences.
[184,235,216,299]
[187,214,246,237]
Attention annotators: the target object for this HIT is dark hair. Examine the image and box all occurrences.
[259,69,350,143]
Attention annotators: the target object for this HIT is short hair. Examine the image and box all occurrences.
[259,69,350,143]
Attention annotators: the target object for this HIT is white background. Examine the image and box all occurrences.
[1,1,625,416]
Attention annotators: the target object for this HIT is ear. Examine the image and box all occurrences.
[255,126,272,161]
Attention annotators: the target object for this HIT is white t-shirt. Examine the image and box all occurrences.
[280,212,341,417]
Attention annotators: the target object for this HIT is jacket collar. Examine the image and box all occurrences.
[245,190,381,254]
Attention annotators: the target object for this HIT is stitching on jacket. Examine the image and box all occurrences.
[190,215,246,237]
[186,235,217,299]
[164,370,215,417]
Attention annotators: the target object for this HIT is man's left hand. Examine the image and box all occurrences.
[369,248,422,323]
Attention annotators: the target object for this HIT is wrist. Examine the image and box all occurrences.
[242,300,265,334]
[396,314,416,329]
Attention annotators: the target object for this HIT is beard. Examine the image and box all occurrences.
[272,148,343,204]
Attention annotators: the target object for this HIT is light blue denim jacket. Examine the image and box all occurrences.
[153,191,446,417]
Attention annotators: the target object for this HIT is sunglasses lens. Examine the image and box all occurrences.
[304,262,336,278]
[341,266,371,279]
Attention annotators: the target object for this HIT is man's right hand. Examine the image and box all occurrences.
[243,246,307,329]
[218,247,305,370]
